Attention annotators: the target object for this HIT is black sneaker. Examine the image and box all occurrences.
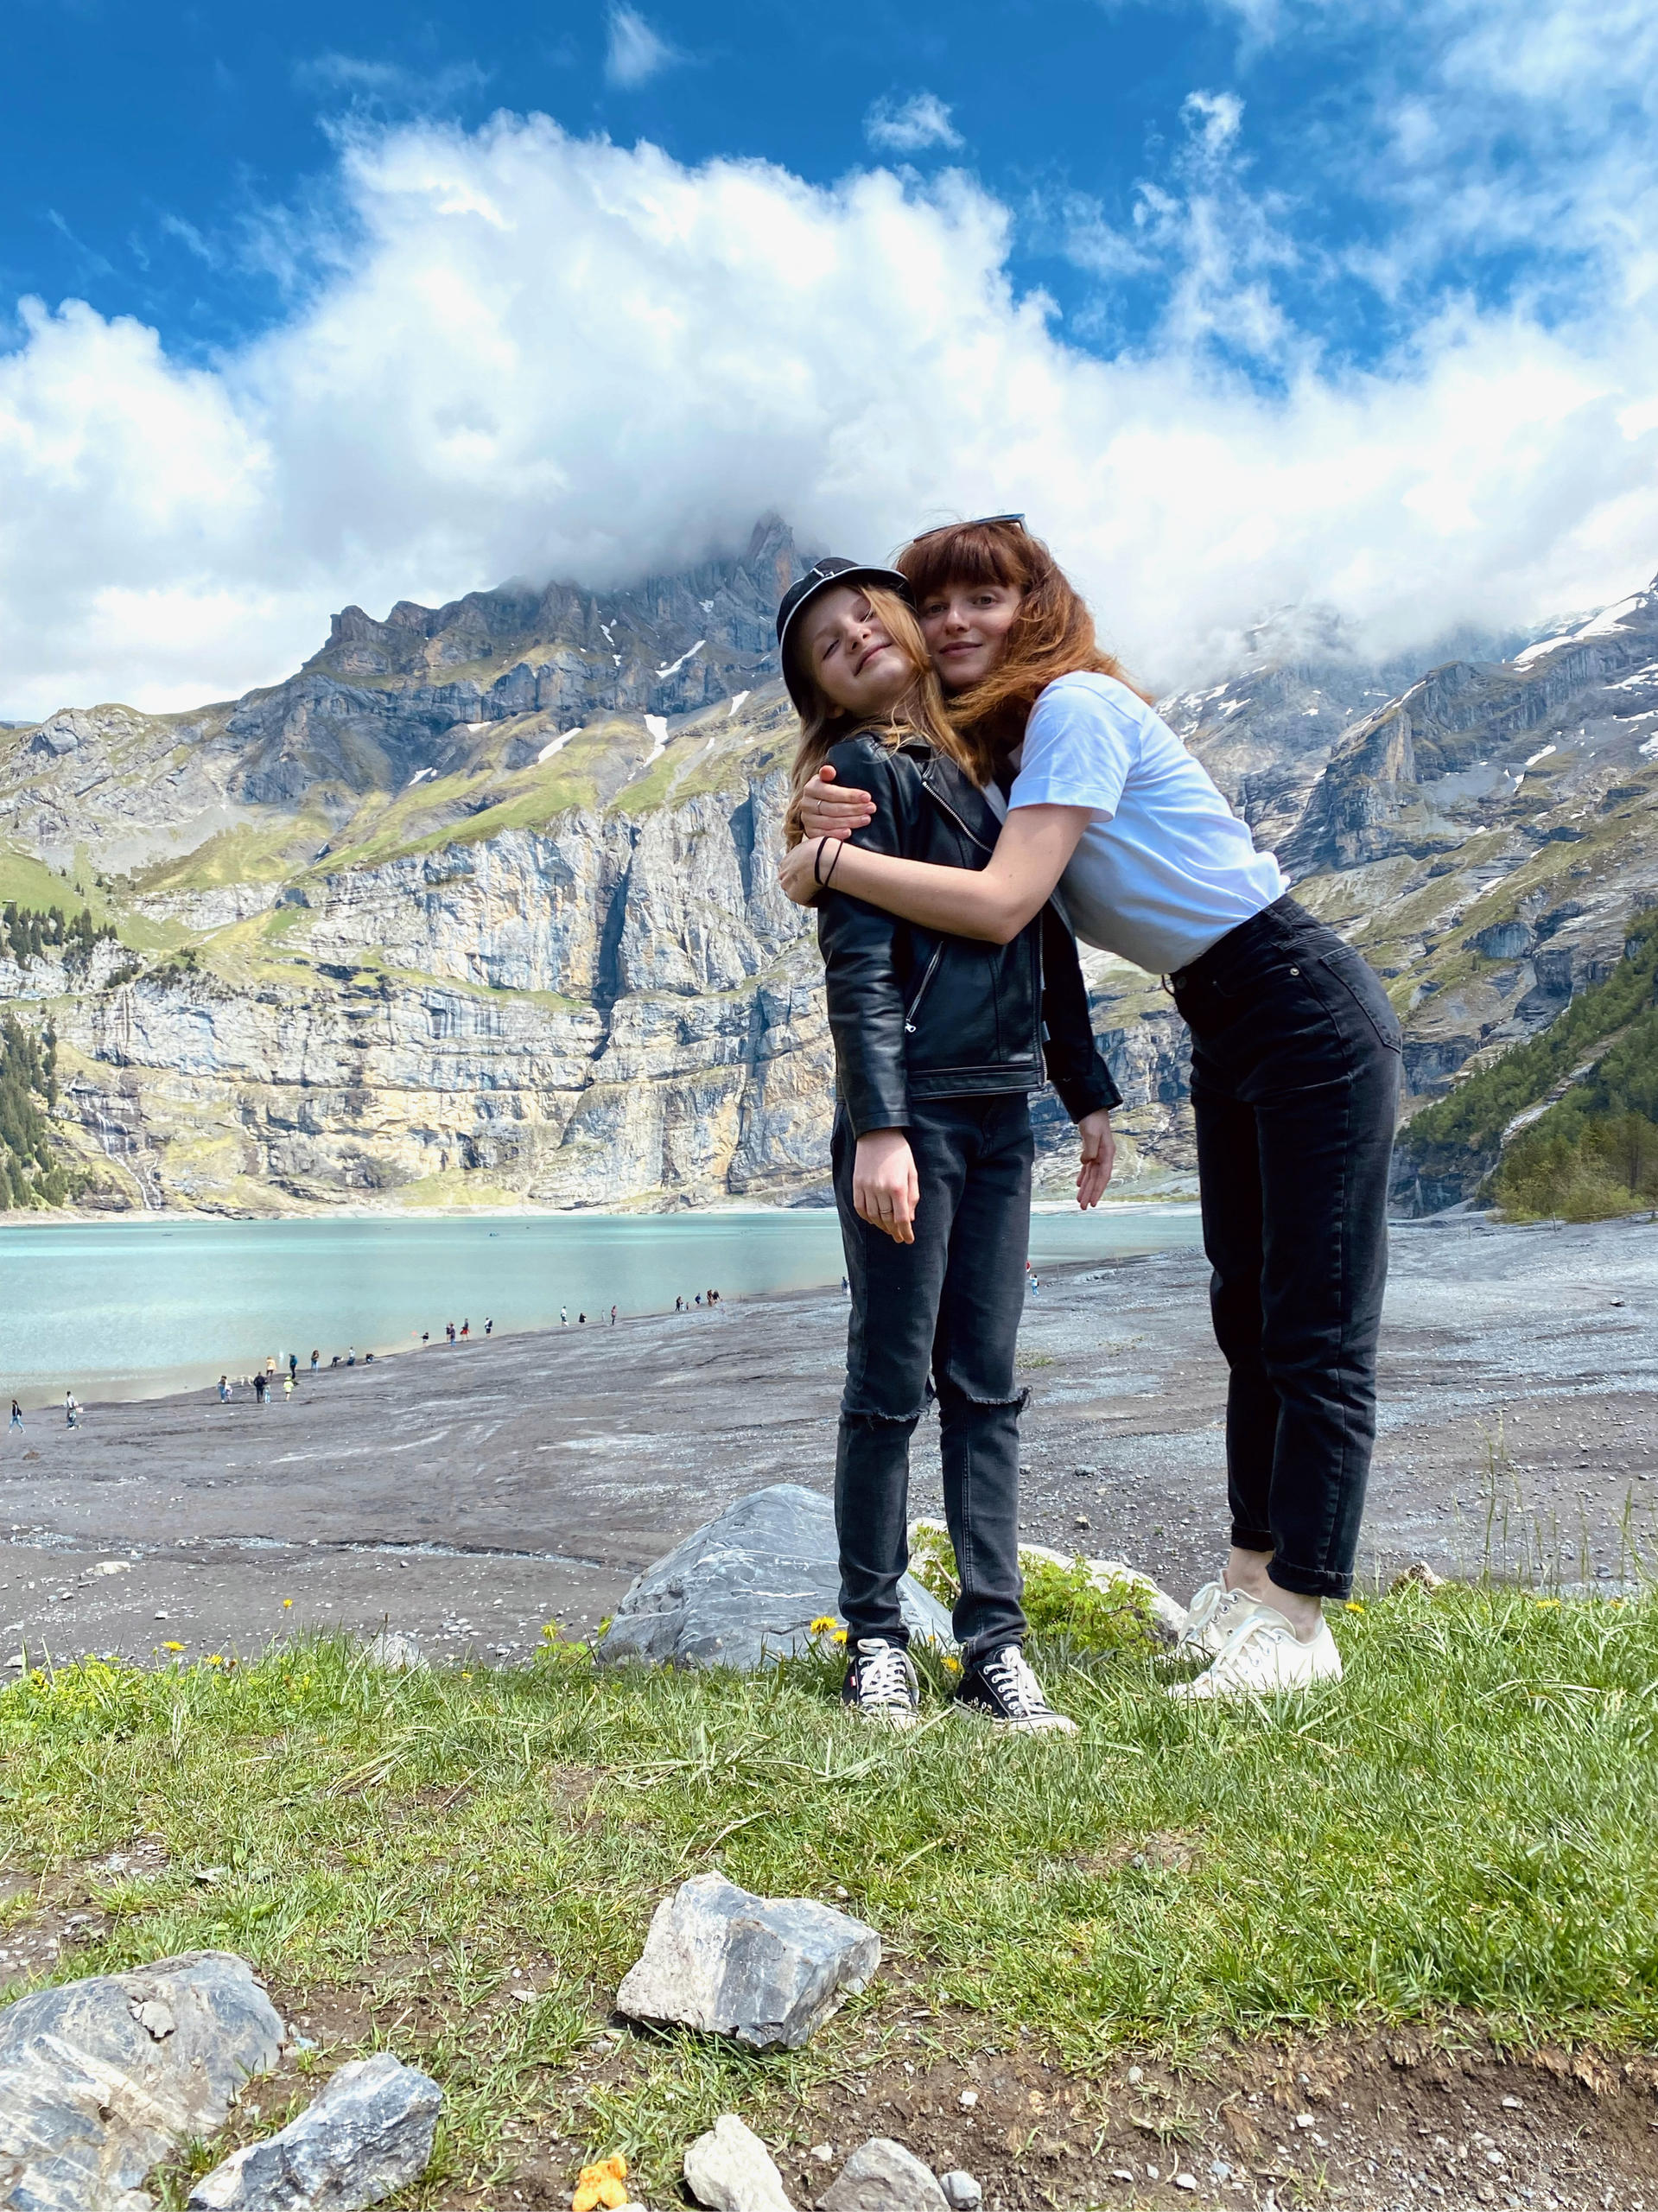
[842,1637,920,1729]
[952,1643,1077,1733]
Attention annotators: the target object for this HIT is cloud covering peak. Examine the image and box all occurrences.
[2,96,1656,718]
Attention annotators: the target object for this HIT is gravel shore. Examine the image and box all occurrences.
[3,1213,1655,1669]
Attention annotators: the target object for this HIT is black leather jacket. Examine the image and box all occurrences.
[816,731,1121,1137]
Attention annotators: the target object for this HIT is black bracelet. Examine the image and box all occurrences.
[822,838,845,892]
[812,835,831,886]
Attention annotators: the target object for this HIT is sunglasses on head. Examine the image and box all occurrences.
[907,512,1027,543]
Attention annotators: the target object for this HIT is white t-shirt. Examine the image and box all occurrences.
[1007,671,1285,975]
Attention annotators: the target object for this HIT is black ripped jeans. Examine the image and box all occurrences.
[832,1094,1033,1658]
[1172,895,1401,1602]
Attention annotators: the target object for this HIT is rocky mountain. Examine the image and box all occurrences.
[1,520,1655,1217]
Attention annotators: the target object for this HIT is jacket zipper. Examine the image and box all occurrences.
[919,763,995,853]
[904,945,944,1034]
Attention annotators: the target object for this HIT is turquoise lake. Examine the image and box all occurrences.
[1,1204,1204,1405]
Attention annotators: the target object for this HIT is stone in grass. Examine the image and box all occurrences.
[361,1630,426,1672]
[597,1484,952,1670]
[819,2139,950,2212]
[618,1872,879,2051]
[939,2177,982,2212]
[683,2113,797,2212]
[0,1950,283,2212]
[187,2051,442,2210]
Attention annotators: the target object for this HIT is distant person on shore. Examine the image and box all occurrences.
[609,1305,617,1326]
[217,1376,230,1403]
[289,1353,298,1382]
[772,555,1118,1732]
[578,1311,587,1325]
[461,1319,470,1339]
[446,1321,456,1345]
[561,1307,568,1326]
[283,1372,295,1401]
[782,519,1399,1700]
[347,1346,356,1366]
[421,1331,429,1344]
[310,1349,320,1372]
[64,1389,80,1427]
[330,1353,340,1367]
[10,1398,22,1429]
[676,1295,684,1312]
[485,1317,493,1336]
[253,1372,267,1405]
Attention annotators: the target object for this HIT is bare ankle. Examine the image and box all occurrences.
[1224,1546,1274,1599]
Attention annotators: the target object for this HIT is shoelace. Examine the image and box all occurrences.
[854,1638,916,1709]
[1180,1579,1225,1643]
[1204,1605,1299,1686]
[981,1644,1052,1718]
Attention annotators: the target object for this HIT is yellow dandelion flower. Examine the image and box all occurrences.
[809,1616,837,1636]
[1344,1600,1367,1612]
[162,1641,185,1652]
[282,1598,294,1609]
[943,1654,962,1674]
[831,1628,848,1645]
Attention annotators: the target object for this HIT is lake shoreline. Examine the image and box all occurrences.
[3,1213,1655,1675]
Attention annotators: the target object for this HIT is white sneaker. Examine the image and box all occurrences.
[1167,1604,1342,1701]
[1177,1578,1259,1660]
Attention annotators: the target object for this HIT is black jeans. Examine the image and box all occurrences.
[833,1094,1033,1658]
[1172,897,1401,1601]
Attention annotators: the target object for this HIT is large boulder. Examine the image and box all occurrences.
[597,1484,952,1669]
[0,1951,283,2212]
[617,1872,880,2050]
[187,2051,442,2209]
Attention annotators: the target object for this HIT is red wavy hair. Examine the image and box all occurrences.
[896,520,1151,779]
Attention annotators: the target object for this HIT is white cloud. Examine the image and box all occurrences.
[864,92,963,155]
[603,6,681,90]
[1,109,1657,719]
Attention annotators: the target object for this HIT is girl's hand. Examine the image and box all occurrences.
[778,837,825,907]
[854,1128,919,1243]
[1076,1109,1115,1209]
[799,764,876,841]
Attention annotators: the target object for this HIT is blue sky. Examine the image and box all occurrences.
[3,0,1657,713]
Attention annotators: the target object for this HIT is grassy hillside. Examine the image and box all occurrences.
[1396,912,1658,1212]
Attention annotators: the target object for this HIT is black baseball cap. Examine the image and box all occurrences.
[775,556,912,712]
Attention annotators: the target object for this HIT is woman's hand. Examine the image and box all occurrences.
[1076,1109,1115,1209]
[799,764,876,841]
[778,837,824,907]
[853,1128,919,1243]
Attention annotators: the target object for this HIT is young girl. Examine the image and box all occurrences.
[776,556,1121,1732]
[781,521,1401,1700]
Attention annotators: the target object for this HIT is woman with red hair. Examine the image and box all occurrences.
[780,518,1401,1702]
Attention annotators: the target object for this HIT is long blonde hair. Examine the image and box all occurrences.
[784,586,980,846]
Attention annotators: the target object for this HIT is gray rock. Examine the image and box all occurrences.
[939,2174,981,2212]
[0,1949,283,2212]
[597,1484,952,1669]
[617,1872,879,2050]
[360,1630,426,1672]
[819,2139,949,2212]
[683,2113,797,2212]
[187,2051,442,2209]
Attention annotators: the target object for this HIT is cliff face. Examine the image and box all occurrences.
[3,525,1656,1216]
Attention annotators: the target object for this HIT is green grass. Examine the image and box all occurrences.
[3,1588,1656,2202]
